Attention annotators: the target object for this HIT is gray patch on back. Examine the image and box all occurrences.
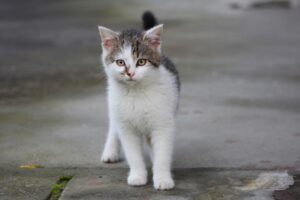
[161,56,180,91]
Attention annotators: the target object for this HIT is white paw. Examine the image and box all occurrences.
[153,176,175,190]
[127,173,147,186]
[101,151,120,163]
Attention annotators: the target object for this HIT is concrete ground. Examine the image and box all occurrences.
[0,0,300,199]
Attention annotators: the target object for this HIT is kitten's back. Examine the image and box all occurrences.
[161,56,180,91]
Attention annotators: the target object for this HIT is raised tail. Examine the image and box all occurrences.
[142,11,158,30]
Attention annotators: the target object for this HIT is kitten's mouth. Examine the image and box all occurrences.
[126,77,135,81]
[123,78,137,85]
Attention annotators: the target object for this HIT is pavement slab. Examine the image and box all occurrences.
[60,168,295,200]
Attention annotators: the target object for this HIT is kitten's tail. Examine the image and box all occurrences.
[142,11,158,30]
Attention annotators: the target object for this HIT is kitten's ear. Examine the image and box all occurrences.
[98,26,118,50]
[143,24,163,51]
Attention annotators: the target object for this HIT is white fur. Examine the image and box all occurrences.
[99,26,178,190]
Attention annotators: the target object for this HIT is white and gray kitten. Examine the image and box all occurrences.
[98,12,180,190]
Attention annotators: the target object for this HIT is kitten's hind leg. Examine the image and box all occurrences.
[101,124,121,163]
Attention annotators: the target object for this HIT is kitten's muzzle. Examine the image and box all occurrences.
[123,67,135,80]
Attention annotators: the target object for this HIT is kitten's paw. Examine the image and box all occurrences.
[101,151,120,163]
[153,176,175,190]
[127,173,147,186]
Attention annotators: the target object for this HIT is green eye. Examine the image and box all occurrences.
[116,59,125,66]
[137,59,147,66]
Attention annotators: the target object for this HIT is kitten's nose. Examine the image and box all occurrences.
[127,71,135,78]
[124,67,135,78]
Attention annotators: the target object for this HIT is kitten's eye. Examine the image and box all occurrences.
[115,59,125,66]
[136,59,147,66]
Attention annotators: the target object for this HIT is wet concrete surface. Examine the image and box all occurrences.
[1,0,300,199]
[0,168,71,200]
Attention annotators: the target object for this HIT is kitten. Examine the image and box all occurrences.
[98,11,180,190]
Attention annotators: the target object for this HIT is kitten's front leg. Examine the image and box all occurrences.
[152,127,175,190]
[119,128,147,186]
[101,122,120,163]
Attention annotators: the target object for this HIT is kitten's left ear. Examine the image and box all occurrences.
[143,24,163,51]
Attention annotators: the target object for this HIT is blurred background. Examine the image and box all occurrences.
[1,0,300,170]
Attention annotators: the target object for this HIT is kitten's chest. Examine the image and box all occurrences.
[110,86,167,130]
[116,91,154,120]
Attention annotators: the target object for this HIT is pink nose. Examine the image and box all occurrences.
[127,72,135,78]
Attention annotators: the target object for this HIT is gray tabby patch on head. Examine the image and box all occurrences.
[105,29,161,67]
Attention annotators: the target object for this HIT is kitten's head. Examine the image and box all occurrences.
[98,24,163,84]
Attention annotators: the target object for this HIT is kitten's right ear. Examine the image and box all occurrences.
[98,26,118,50]
[143,24,163,51]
